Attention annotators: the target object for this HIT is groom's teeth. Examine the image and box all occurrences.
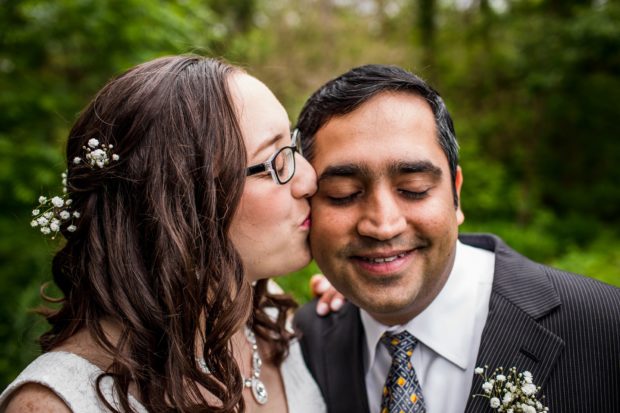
[366,253,406,263]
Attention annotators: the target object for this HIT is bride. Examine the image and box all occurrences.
[0,55,327,412]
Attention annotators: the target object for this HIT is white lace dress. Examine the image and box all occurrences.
[0,351,148,412]
[0,340,325,412]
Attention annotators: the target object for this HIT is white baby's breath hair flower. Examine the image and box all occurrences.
[51,196,64,208]
[472,366,547,412]
[31,171,82,239]
[32,138,118,239]
[79,138,119,169]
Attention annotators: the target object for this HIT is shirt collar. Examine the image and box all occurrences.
[361,240,490,371]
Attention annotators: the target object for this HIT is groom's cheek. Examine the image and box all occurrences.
[309,197,351,295]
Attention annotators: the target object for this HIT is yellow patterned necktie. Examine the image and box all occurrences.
[380,331,426,413]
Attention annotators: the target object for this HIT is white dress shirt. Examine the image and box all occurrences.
[361,240,495,413]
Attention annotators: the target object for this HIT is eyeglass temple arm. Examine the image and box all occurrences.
[246,163,268,176]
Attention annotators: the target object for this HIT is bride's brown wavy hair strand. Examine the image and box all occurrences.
[38,55,252,412]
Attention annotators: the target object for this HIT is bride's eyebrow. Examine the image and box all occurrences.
[250,133,285,158]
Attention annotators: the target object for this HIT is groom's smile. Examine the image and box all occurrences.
[348,245,420,277]
[308,91,464,326]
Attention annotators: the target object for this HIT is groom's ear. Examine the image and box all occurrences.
[455,166,464,225]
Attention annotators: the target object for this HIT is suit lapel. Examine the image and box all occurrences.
[322,304,370,413]
[464,292,565,412]
[461,234,565,412]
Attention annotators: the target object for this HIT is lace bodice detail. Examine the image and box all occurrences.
[1,341,324,413]
[0,351,147,412]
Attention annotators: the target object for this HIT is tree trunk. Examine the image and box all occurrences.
[417,0,436,75]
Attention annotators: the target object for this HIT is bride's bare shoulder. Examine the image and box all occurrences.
[3,382,71,413]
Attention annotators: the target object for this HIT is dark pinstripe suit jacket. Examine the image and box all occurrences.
[294,233,620,412]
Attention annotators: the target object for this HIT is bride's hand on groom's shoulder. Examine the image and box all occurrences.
[310,274,345,316]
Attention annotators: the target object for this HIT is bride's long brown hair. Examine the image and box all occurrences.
[37,55,296,412]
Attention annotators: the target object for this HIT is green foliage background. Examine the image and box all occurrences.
[1,0,618,388]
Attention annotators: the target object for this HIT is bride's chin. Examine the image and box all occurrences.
[243,244,313,283]
[290,248,313,273]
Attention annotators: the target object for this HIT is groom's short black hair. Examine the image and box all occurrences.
[295,64,459,206]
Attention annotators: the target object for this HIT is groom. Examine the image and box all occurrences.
[294,64,620,412]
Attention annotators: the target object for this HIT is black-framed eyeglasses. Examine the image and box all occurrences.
[246,129,302,185]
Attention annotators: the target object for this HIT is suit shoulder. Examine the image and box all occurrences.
[545,265,619,306]
[294,299,346,331]
[542,266,620,332]
[294,298,320,330]
[294,300,359,338]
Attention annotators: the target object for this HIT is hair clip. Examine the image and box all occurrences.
[73,138,119,169]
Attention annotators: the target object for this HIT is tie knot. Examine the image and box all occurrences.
[380,330,417,358]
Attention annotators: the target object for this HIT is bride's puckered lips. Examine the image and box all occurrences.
[300,212,311,230]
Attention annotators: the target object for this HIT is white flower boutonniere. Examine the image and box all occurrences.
[473,366,549,413]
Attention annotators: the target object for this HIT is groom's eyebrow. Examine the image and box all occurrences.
[318,164,372,182]
[390,160,442,178]
[318,160,442,182]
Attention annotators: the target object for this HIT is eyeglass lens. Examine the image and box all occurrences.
[274,147,295,183]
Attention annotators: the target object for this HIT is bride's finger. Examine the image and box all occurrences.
[310,273,331,296]
[310,274,346,316]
